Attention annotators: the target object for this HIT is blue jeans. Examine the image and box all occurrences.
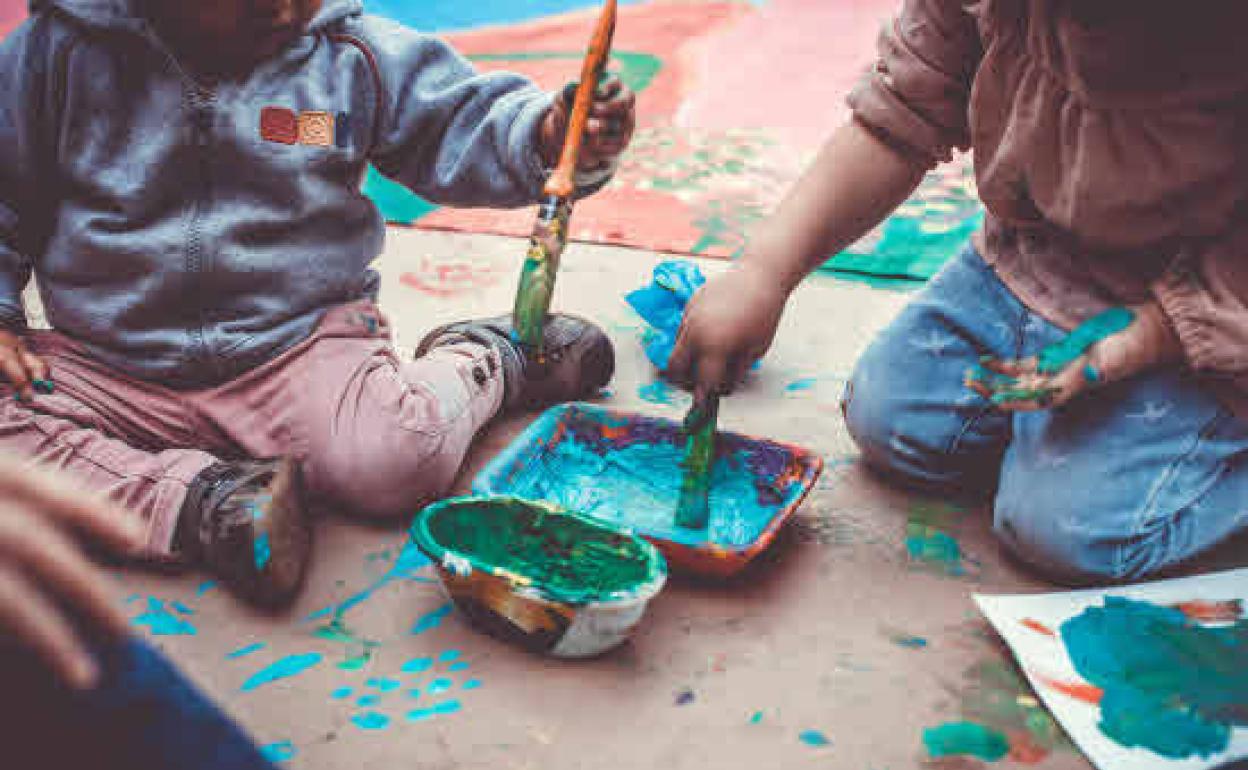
[6,636,275,770]
[843,245,1248,584]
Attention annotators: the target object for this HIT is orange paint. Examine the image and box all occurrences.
[1037,675,1103,705]
[1005,730,1051,765]
[1173,599,1243,623]
[1020,618,1056,637]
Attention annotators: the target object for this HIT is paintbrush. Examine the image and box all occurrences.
[675,393,718,529]
[513,0,618,357]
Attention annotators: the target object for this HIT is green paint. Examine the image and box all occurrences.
[1061,596,1248,760]
[360,165,436,225]
[905,523,965,576]
[467,51,663,95]
[1036,307,1134,375]
[337,654,370,671]
[413,496,666,606]
[923,721,1010,761]
[675,395,718,529]
[514,199,571,352]
[953,659,1070,760]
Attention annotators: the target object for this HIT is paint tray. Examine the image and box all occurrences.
[473,403,823,578]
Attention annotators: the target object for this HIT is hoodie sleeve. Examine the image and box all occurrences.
[0,20,55,332]
[350,16,554,208]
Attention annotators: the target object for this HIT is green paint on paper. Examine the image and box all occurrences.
[413,498,665,606]
[923,722,1010,761]
[240,653,323,692]
[799,730,831,747]
[1061,596,1248,760]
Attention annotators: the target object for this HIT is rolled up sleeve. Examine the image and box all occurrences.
[847,0,982,168]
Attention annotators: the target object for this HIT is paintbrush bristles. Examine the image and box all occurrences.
[675,394,718,529]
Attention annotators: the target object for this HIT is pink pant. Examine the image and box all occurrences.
[0,302,504,558]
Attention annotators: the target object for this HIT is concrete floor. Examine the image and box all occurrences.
[108,228,1243,770]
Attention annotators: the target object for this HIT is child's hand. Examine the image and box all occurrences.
[0,458,144,689]
[966,304,1183,411]
[666,263,790,402]
[539,75,636,172]
[0,330,50,402]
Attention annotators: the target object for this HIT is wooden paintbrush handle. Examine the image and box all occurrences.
[544,0,617,199]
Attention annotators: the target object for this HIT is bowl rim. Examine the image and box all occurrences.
[411,494,669,608]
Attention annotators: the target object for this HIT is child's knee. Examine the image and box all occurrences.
[309,434,459,520]
[842,369,960,488]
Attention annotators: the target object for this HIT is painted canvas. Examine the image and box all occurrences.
[975,568,1248,770]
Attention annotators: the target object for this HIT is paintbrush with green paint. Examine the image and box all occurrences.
[675,392,718,529]
[513,0,618,357]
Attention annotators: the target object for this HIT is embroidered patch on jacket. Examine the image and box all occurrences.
[297,110,335,147]
[259,106,299,145]
[335,111,351,149]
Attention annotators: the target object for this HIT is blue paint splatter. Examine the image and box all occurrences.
[412,603,453,635]
[799,730,831,747]
[226,642,267,660]
[254,533,272,571]
[448,661,470,672]
[427,678,453,695]
[462,679,482,691]
[750,711,764,724]
[124,593,141,605]
[407,699,462,722]
[402,657,433,673]
[785,377,818,393]
[408,688,422,699]
[132,598,198,636]
[368,677,402,693]
[350,711,391,731]
[306,541,433,623]
[195,581,217,596]
[638,379,682,406]
[240,653,323,692]
[331,686,354,700]
[171,601,195,616]
[893,635,929,649]
[260,741,297,763]
[438,649,461,663]
[357,694,381,707]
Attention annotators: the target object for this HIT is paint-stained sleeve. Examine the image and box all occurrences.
[0,20,57,332]
[846,0,982,169]
[352,16,556,207]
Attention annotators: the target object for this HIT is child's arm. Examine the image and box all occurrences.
[666,0,982,400]
[0,20,59,399]
[353,17,627,208]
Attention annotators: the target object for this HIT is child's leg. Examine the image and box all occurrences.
[841,245,1026,493]
[0,334,218,557]
[994,347,1248,584]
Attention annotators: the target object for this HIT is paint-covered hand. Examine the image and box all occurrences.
[967,304,1183,411]
[0,329,51,402]
[666,262,788,401]
[0,457,143,689]
[539,75,636,174]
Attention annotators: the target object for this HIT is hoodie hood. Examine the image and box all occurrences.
[31,0,363,33]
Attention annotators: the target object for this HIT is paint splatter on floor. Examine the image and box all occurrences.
[368,677,403,692]
[904,503,972,577]
[196,581,217,596]
[947,658,1071,764]
[260,740,297,763]
[407,699,462,722]
[331,686,353,700]
[132,597,198,636]
[351,711,392,731]
[412,603,453,635]
[462,679,482,691]
[799,729,831,747]
[226,642,267,660]
[923,722,1010,762]
[749,711,764,724]
[357,694,381,707]
[785,377,818,393]
[675,688,695,706]
[241,653,324,692]
[892,634,929,649]
[171,601,195,615]
[1060,596,1248,760]
[427,678,454,695]
[402,657,433,673]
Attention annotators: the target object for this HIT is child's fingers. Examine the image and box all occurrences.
[20,350,50,388]
[693,354,729,405]
[0,564,101,690]
[664,326,695,388]
[593,74,622,100]
[0,352,34,401]
[0,461,145,555]
[980,356,1035,377]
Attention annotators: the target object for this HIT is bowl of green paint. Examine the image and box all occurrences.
[411,495,668,658]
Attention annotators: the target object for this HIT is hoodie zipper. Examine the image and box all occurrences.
[186,83,216,371]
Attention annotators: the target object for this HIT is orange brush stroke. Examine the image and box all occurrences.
[1174,599,1243,623]
[1037,674,1103,705]
[1021,618,1055,637]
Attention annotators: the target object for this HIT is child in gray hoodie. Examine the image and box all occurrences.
[0,0,635,607]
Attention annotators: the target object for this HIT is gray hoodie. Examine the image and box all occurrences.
[0,0,561,387]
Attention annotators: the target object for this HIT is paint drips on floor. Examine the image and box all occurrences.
[132,597,198,636]
[411,603,453,635]
[241,653,323,692]
[226,642,267,660]
[1060,596,1248,760]
[946,659,1071,764]
[351,711,391,731]
[407,699,462,722]
[799,729,831,747]
[260,740,297,763]
[904,503,971,577]
[924,722,1010,762]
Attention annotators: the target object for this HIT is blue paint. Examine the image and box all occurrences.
[799,730,832,747]
[331,686,354,700]
[412,603,453,635]
[350,711,391,731]
[402,657,434,673]
[638,379,683,407]
[408,688,422,699]
[750,711,764,724]
[132,597,198,636]
[240,653,323,692]
[368,677,402,692]
[307,541,433,624]
[362,0,645,33]
[171,601,195,616]
[438,650,461,663]
[406,699,463,722]
[195,581,217,596]
[427,678,454,695]
[226,642,267,660]
[254,532,272,571]
[462,679,482,691]
[893,636,929,650]
[357,694,381,707]
[260,741,297,763]
[448,661,470,672]
[785,377,818,393]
